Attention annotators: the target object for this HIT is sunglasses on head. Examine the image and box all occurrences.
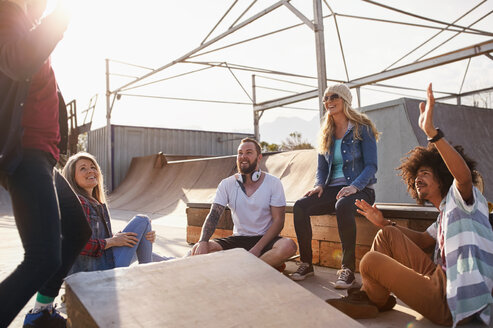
[323,94,340,102]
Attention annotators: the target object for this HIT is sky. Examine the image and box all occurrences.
[48,0,493,144]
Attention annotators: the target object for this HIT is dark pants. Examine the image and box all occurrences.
[0,149,91,326]
[293,185,375,271]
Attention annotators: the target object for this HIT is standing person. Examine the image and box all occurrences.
[0,1,91,327]
[327,83,493,326]
[290,83,379,289]
[62,152,169,274]
[191,138,297,269]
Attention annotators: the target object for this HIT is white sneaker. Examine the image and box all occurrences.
[334,267,355,289]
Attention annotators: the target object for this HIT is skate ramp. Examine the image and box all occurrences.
[109,150,318,216]
[110,97,493,216]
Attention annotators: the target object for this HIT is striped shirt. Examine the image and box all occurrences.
[428,183,493,327]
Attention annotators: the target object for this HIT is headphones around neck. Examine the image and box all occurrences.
[236,169,262,184]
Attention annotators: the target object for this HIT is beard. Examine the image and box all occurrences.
[238,158,257,175]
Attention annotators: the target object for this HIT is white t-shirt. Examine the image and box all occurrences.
[213,173,286,236]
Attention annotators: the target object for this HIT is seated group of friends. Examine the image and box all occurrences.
[1,1,491,326]
[6,81,493,327]
[53,82,492,327]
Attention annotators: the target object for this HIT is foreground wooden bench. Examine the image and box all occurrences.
[65,249,364,328]
[187,202,438,272]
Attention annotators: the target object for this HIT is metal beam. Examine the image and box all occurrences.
[283,2,315,30]
[105,59,113,191]
[254,39,493,111]
[313,0,327,120]
[436,86,493,101]
[112,0,289,94]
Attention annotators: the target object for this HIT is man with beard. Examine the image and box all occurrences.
[191,138,297,269]
[326,84,493,326]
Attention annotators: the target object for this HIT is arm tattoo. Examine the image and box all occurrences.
[199,203,225,242]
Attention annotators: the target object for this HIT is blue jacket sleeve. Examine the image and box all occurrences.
[351,125,378,191]
[315,153,329,187]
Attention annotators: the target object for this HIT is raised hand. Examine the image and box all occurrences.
[418,83,437,138]
[355,199,386,228]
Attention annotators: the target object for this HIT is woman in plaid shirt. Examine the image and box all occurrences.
[62,152,167,273]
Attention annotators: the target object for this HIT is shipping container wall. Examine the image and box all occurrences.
[88,125,251,190]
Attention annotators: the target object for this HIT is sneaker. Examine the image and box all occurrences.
[289,262,314,281]
[378,294,396,312]
[347,286,396,312]
[23,307,66,328]
[326,290,378,319]
[334,267,355,289]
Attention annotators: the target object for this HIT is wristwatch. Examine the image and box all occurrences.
[427,128,444,143]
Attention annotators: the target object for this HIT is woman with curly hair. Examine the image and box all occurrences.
[290,83,379,288]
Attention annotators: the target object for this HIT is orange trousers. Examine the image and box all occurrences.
[360,226,452,326]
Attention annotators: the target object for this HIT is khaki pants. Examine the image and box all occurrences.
[360,226,452,326]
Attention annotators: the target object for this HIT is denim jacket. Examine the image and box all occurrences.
[315,123,377,191]
[69,194,115,274]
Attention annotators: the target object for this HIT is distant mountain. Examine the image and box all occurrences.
[259,115,320,146]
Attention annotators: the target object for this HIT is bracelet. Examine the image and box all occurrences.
[427,128,444,143]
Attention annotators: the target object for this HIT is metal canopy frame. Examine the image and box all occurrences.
[103,0,493,190]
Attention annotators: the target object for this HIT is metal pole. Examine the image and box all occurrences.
[313,0,327,121]
[105,59,113,191]
[252,74,260,141]
[356,87,361,108]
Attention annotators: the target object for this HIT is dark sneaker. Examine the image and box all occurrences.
[334,267,355,289]
[289,262,314,281]
[23,307,66,328]
[378,295,396,312]
[347,286,396,312]
[326,290,378,319]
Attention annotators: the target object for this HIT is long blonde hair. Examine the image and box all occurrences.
[317,101,379,154]
[62,152,107,204]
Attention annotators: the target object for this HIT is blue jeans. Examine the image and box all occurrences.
[113,215,153,267]
[0,149,91,326]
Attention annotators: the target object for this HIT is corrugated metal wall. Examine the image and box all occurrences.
[88,125,251,190]
[360,98,419,203]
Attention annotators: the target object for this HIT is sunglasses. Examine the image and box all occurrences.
[323,94,340,102]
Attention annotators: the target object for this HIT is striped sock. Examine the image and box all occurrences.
[33,293,55,312]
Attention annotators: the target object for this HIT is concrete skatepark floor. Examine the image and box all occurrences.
[1,204,489,327]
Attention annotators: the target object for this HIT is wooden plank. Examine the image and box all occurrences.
[186,226,233,244]
[186,208,233,230]
[319,241,371,272]
[65,249,365,328]
[65,285,98,328]
[290,237,320,265]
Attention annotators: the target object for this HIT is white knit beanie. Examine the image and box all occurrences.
[325,83,352,105]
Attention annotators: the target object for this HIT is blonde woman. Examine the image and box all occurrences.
[290,83,379,288]
[62,152,167,274]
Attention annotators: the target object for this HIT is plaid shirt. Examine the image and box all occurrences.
[79,195,112,257]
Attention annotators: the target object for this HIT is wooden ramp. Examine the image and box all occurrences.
[65,249,364,328]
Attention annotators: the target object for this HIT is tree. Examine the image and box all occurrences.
[260,141,280,152]
[280,132,313,151]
